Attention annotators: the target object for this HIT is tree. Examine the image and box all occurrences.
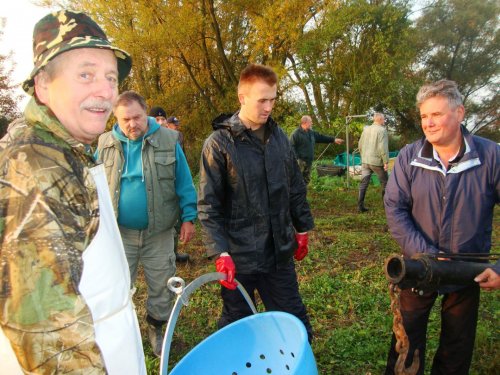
[287,1,417,125]
[63,0,257,167]
[416,0,500,133]
[0,22,21,136]
[56,1,424,155]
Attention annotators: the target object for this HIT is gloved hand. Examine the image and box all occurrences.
[215,254,238,290]
[294,232,309,261]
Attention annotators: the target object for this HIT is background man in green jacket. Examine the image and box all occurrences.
[357,112,389,212]
[148,107,190,263]
[290,115,344,184]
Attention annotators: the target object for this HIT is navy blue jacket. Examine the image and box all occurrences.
[384,127,499,281]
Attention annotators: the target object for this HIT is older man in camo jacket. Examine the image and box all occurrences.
[0,10,146,374]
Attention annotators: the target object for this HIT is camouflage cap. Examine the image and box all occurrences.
[23,10,132,95]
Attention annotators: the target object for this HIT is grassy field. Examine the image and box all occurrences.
[135,169,499,374]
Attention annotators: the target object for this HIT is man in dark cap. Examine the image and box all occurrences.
[0,10,146,374]
[148,109,191,263]
[149,105,168,127]
[166,116,180,128]
[165,115,191,261]
[166,116,185,149]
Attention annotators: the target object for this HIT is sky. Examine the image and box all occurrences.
[0,1,56,110]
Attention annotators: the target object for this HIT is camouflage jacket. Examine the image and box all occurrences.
[0,98,106,373]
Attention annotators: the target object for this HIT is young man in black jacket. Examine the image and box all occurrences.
[198,64,315,341]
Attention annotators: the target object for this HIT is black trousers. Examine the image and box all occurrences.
[385,285,480,375]
[218,260,313,342]
[297,159,312,184]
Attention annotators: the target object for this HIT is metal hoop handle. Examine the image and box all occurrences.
[160,272,257,375]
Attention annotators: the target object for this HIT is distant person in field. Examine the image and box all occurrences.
[149,107,190,263]
[164,115,190,262]
[166,116,185,151]
[198,63,315,342]
[357,112,389,212]
[384,79,500,375]
[290,115,344,184]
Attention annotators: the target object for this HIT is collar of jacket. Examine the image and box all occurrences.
[411,125,481,174]
[23,97,92,156]
[211,111,278,137]
[298,126,310,134]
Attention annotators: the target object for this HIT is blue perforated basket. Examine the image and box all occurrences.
[160,273,318,375]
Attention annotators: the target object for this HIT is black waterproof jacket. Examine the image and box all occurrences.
[290,126,335,163]
[198,113,314,273]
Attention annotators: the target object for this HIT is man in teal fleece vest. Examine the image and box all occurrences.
[95,91,197,357]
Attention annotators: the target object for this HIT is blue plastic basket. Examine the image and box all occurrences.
[170,311,317,374]
[160,273,318,375]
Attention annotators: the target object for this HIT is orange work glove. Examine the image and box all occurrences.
[215,254,238,290]
[294,232,309,261]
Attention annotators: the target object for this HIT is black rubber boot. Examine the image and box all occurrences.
[358,188,368,213]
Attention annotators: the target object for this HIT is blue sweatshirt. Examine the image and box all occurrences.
[95,117,197,230]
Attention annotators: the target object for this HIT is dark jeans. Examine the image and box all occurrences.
[358,163,388,207]
[385,285,480,375]
[218,260,313,342]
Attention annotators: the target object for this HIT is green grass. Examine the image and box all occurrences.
[135,171,499,374]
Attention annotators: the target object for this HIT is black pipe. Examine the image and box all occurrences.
[384,254,492,291]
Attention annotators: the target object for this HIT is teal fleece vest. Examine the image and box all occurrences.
[96,127,180,234]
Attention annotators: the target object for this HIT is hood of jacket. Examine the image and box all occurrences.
[211,111,278,136]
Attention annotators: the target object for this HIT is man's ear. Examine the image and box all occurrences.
[238,93,245,106]
[34,72,49,105]
[456,104,465,123]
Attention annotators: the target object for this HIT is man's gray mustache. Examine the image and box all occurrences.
[81,101,113,111]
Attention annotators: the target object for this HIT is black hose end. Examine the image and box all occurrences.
[384,254,405,284]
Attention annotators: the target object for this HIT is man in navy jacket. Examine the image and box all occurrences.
[384,80,499,375]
